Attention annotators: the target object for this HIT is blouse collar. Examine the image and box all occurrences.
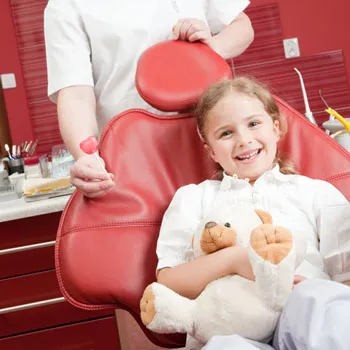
[220,164,289,191]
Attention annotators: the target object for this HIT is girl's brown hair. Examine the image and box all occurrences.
[196,77,298,175]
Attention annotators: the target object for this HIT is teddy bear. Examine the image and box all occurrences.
[140,204,306,346]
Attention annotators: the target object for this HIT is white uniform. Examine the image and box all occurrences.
[156,165,350,283]
[156,165,350,349]
[44,0,250,132]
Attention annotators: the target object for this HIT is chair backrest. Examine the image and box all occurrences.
[56,41,350,348]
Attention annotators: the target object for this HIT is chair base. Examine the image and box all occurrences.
[115,309,186,350]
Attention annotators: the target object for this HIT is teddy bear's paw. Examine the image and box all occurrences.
[249,225,296,310]
[250,224,293,264]
[140,282,195,334]
[200,221,236,254]
[140,284,156,327]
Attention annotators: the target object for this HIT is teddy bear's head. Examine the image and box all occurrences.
[192,204,271,257]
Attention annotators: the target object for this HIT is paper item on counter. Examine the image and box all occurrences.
[0,184,20,202]
[23,186,75,202]
[24,176,75,201]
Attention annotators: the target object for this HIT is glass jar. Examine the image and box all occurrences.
[24,156,42,179]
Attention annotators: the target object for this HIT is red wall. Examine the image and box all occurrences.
[0,0,349,142]
[251,0,350,82]
[0,0,34,144]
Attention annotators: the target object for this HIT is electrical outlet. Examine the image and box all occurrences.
[0,73,17,89]
[283,38,300,59]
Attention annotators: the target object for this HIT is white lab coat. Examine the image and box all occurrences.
[44,0,250,132]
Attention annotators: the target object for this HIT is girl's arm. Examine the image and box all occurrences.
[158,246,254,299]
[156,183,255,300]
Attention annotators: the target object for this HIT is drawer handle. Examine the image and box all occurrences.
[0,240,56,255]
[0,297,65,314]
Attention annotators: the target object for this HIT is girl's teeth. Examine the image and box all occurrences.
[237,150,258,160]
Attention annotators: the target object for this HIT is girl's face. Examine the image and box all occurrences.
[204,91,280,183]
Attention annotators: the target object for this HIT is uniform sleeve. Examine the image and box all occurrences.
[156,184,203,272]
[44,0,94,103]
[314,180,350,283]
[205,0,251,34]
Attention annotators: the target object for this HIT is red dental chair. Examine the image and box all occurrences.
[55,41,350,348]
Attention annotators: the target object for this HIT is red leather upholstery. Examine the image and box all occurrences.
[136,40,233,112]
[276,95,350,198]
[56,41,350,348]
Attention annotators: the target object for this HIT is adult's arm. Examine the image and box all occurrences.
[209,12,254,59]
[57,86,97,160]
[45,1,113,196]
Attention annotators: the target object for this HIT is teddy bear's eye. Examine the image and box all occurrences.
[224,222,231,228]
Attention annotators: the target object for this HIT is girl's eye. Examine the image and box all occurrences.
[220,130,232,138]
[224,222,231,228]
[248,121,259,128]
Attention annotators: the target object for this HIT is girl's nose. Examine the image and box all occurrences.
[237,130,253,146]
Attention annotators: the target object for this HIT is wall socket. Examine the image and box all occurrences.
[283,38,300,59]
[0,73,17,89]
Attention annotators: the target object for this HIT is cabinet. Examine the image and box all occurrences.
[0,317,120,350]
[0,212,121,349]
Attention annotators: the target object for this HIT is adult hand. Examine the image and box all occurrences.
[70,154,114,198]
[172,18,212,45]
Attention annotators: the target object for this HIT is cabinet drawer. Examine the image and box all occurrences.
[0,245,55,279]
[0,213,60,249]
[0,213,60,278]
[0,316,121,350]
[0,270,114,337]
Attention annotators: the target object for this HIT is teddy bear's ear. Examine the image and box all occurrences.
[255,209,272,224]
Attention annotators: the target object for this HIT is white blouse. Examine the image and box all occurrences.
[156,166,350,283]
[44,0,250,132]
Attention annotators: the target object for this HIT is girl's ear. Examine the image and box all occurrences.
[273,120,281,141]
[204,143,217,162]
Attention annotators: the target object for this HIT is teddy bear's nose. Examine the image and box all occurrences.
[205,221,217,229]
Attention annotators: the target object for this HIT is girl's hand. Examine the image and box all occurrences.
[172,18,212,45]
[70,154,114,198]
[231,246,255,281]
[293,275,307,289]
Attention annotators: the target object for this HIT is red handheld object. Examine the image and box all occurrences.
[80,136,99,155]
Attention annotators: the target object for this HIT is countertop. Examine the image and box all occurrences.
[0,195,71,223]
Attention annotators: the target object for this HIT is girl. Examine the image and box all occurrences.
[155,77,350,349]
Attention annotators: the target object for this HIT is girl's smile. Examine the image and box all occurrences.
[235,148,261,162]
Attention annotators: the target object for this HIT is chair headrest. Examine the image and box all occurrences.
[135,40,233,112]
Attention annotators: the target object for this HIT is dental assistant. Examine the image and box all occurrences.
[44,0,254,197]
